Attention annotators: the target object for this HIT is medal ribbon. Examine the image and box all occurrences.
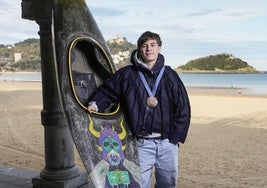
[138,66,165,97]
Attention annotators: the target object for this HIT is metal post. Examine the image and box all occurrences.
[21,0,87,187]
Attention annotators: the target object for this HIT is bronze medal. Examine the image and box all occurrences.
[147,96,158,107]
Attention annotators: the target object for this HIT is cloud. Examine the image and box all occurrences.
[90,7,127,17]
[0,0,267,70]
[185,8,223,17]
[0,2,39,44]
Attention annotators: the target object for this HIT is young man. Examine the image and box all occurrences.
[88,31,191,188]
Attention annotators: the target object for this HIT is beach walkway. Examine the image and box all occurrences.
[0,165,37,188]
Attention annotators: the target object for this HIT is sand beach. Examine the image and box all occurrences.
[0,78,266,187]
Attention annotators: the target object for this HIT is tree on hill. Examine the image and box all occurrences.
[177,53,258,73]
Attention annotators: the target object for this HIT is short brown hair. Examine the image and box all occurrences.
[137,31,162,48]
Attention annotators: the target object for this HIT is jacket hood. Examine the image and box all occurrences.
[130,49,165,74]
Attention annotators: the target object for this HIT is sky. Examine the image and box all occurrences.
[1,0,267,70]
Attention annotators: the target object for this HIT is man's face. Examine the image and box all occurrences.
[139,39,161,64]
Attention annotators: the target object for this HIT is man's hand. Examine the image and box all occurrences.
[87,101,98,113]
[87,105,97,113]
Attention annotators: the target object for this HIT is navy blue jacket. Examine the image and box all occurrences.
[91,51,191,144]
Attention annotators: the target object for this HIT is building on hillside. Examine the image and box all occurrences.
[14,53,22,62]
[112,51,130,64]
[109,35,127,43]
[0,57,13,63]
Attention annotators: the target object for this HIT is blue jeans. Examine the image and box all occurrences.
[137,138,179,188]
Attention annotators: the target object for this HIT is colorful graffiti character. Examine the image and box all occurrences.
[88,116,141,187]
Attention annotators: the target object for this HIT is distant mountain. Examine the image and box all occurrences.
[1,39,258,73]
[107,36,136,68]
[0,37,136,71]
[176,53,258,73]
[0,38,41,71]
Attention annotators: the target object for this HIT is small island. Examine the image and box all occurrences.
[175,53,259,73]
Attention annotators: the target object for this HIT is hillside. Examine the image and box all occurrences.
[176,53,258,73]
[107,36,136,68]
[0,37,135,71]
[0,38,41,71]
[1,39,258,73]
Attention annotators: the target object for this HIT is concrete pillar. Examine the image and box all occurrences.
[21,0,87,187]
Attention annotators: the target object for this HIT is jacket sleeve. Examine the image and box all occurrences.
[90,71,122,112]
[169,73,191,144]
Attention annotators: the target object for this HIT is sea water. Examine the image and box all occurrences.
[179,73,267,95]
[1,72,267,95]
[0,72,41,82]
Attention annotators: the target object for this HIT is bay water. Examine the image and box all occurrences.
[1,72,267,95]
[179,73,267,95]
